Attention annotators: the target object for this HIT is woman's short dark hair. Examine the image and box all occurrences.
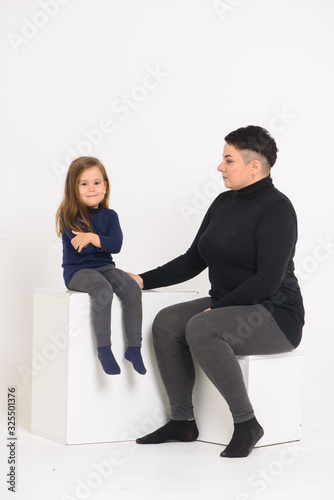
[224,125,278,168]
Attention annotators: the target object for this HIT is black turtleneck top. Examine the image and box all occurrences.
[140,176,304,347]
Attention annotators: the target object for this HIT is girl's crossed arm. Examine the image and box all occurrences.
[71,231,101,253]
[63,210,122,255]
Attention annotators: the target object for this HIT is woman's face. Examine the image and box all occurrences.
[217,144,254,191]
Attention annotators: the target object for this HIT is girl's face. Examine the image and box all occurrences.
[77,166,107,209]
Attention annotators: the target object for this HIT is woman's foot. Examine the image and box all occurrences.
[220,417,264,458]
[136,419,199,444]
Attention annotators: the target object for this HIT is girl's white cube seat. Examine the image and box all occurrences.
[31,289,197,445]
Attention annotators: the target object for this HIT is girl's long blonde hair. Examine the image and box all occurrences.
[56,157,110,237]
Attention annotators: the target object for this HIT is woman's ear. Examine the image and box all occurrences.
[251,160,262,176]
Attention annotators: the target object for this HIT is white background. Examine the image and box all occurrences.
[1,0,333,436]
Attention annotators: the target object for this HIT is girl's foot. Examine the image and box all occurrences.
[124,347,146,374]
[97,346,121,375]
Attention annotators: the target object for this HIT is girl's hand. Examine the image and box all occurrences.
[127,272,144,289]
[203,308,211,312]
[71,231,100,252]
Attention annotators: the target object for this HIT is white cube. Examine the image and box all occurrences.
[193,351,303,446]
[31,288,198,444]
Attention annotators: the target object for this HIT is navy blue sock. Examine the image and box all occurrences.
[124,347,146,374]
[97,346,121,375]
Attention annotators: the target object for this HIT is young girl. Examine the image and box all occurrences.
[56,156,146,375]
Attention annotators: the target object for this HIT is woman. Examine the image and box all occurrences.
[129,125,304,458]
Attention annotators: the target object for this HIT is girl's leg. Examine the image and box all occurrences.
[99,267,142,347]
[185,304,294,457]
[67,269,120,374]
[136,297,212,444]
[98,266,146,374]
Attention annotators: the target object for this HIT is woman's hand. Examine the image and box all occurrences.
[127,272,144,290]
[71,231,101,252]
[203,308,211,312]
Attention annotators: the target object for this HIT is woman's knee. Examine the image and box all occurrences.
[152,307,172,336]
[152,304,187,344]
[185,314,211,348]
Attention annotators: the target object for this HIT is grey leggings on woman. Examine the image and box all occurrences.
[68,264,142,348]
[153,297,294,424]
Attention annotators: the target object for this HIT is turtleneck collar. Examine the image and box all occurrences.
[88,206,102,215]
[235,175,273,199]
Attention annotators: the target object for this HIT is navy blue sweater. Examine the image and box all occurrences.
[141,176,304,348]
[62,207,123,287]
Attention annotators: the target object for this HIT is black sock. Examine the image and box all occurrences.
[124,347,146,374]
[136,419,199,444]
[220,417,264,458]
[97,346,121,375]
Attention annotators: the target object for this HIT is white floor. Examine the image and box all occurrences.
[1,415,333,500]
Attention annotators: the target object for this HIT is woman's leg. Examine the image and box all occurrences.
[185,304,294,456]
[68,268,120,374]
[153,297,213,420]
[136,297,212,444]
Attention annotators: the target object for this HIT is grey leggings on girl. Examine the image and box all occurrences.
[153,297,294,424]
[68,265,142,348]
